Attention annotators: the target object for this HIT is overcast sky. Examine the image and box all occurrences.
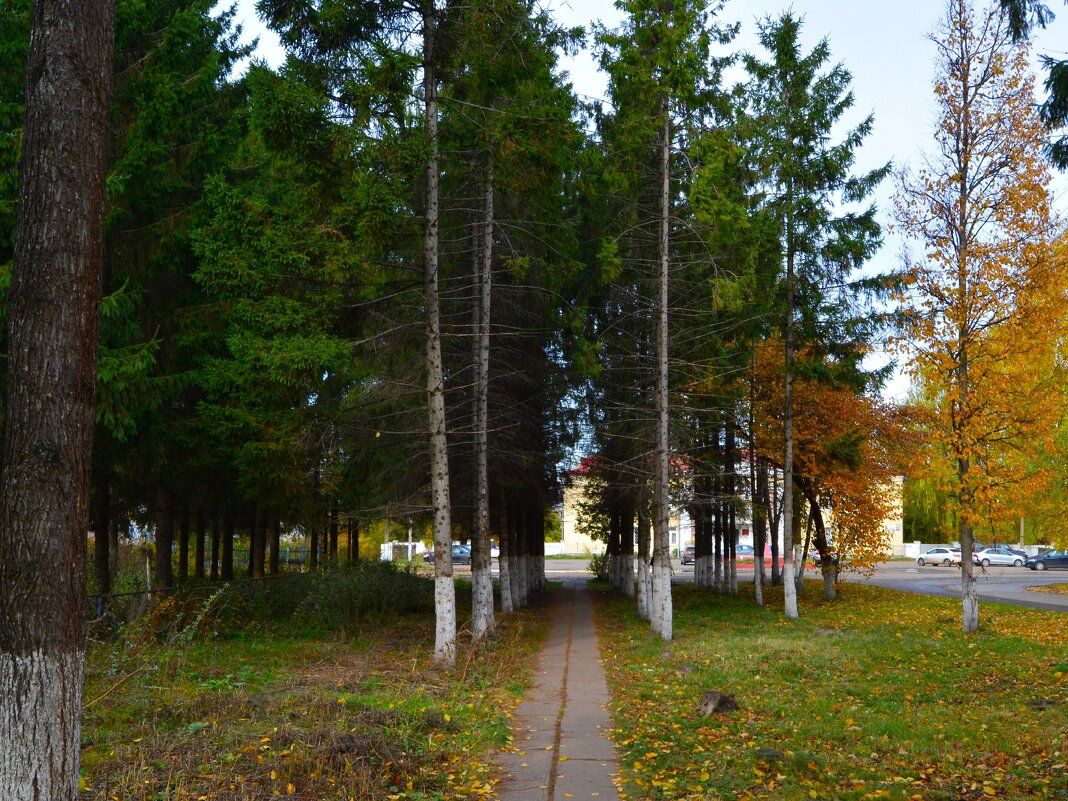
[227,0,1068,401]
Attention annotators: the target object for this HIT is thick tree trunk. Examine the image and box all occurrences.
[0,0,114,795]
[309,528,319,571]
[650,107,672,641]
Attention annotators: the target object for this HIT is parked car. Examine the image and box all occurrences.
[1024,550,1068,571]
[681,545,696,565]
[422,544,472,565]
[736,544,756,560]
[973,546,1026,567]
[916,547,962,566]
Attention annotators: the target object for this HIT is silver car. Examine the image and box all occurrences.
[916,547,962,566]
[972,546,1025,567]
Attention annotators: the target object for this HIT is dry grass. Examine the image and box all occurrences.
[80,577,544,800]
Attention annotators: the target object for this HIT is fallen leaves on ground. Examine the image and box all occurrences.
[596,581,1067,801]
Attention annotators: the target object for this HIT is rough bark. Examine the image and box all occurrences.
[0,0,114,795]
[472,160,495,640]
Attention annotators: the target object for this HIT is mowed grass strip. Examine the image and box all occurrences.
[80,566,545,801]
[595,581,1068,801]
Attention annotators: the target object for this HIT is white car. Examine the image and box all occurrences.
[916,547,962,566]
[972,546,1025,567]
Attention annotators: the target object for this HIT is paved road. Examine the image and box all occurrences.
[527,558,1068,613]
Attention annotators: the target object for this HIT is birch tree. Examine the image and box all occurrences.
[895,0,1066,633]
[0,0,114,795]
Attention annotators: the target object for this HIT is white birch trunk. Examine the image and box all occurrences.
[471,159,494,639]
[637,496,651,620]
[423,3,456,665]
[696,553,710,588]
[961,520,979,632]
[498,517,513,614]
[650,107,673,641]
[749,367,764,607]
[782,208,799,619]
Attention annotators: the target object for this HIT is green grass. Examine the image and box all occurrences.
[80,567,545,800]
[595,581,1068,801]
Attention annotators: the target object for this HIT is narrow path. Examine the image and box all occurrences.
[495,580,621,801]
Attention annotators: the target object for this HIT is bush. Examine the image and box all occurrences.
[216,560,435,637]
[587,551,609,581]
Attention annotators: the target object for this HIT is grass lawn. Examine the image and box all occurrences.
[595,581,1068,801]
[79,569,545,800]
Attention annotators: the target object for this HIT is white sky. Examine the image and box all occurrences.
[227,0,1068,402]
